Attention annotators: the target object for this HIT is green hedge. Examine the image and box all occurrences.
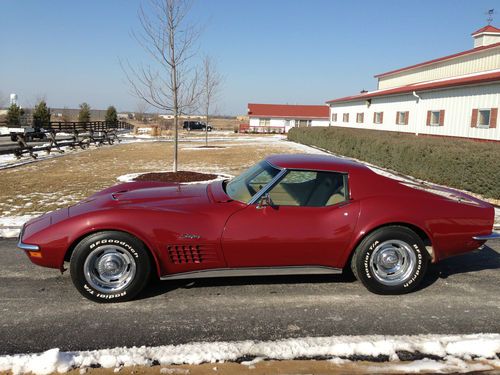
[288,127,500,199]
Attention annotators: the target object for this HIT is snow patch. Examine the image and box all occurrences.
[0,215,38,238]
[4,348,75,375]
[0,126,23,135]
[0,334,498,375]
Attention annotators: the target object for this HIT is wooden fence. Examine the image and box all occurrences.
[0,121,133,160]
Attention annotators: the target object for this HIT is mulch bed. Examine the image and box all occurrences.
[133,171,219,183]
[193,146,226,149]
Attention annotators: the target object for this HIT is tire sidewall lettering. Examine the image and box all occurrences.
[83,283,128,299]
[363,240,379,279]
[403,245,423,288]
[88,238,139,258]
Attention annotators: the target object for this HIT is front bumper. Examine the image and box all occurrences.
[472,232,500,241]
[17,225,40,251]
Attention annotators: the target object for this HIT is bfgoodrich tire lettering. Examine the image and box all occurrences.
[351,226,428,294]
[70,231,151,303]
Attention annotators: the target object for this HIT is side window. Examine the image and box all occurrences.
[268,170,347,207]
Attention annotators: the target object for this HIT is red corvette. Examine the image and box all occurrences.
[18,154,498,302]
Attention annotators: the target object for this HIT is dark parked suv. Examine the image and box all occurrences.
[183,121,212,131]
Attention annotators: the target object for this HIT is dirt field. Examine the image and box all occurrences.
[14,359,497,375]
[0,135,313,216]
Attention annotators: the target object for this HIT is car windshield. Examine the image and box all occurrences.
[226,161,281,203]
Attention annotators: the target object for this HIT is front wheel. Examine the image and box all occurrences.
[70,231,151,302]
[351,226,428,294]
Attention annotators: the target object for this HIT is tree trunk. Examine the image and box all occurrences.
[172,66,179,172]
[205,107,209,147]
[170,8,179,173]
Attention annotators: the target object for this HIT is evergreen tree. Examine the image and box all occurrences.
[6,104,24,126]
[78,102,91,122]
[105,106,118,124]
[32,100,51,128]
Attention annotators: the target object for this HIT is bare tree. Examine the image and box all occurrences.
[27,94,47,110]
[122,0,201,172]
[135,101,149,123]
[201,55,223,146]
[61,107,72,123]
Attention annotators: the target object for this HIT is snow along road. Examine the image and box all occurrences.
[0,238,498,356]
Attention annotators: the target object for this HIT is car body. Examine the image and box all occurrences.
[18,154,498,302]
[182,121,212,131]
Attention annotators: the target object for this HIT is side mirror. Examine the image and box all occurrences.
[256,193,272,210]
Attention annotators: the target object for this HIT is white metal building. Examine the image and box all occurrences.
[246,103,329,133]
[327,25,500,141]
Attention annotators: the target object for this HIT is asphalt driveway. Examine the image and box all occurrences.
[0,239,499,355]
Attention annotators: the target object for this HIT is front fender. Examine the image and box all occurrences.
[22,204,233,277]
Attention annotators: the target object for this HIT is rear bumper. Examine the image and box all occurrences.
[472,232,500,241]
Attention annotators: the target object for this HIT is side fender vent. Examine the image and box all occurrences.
[167,244,218,264]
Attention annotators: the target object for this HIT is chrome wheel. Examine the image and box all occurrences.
[83,245,137,293]
[369,240,416,286]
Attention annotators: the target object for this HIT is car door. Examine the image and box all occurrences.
[221,170,360,268]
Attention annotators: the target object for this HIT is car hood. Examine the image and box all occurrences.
[111,184,209,205]
[70,181,211,216]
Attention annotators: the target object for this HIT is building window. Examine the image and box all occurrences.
[471,108,498,129]
[259,118,270,127]
[296,119,311,127]
[343,113,349,123]
[356,113,364,123]
[426,110,445,126]
[478,110,491,127]
[331,113,337,122]
[477,109,491,128]
[374,112,383,124]
[430,111,440,125]
[470,108,498,129]
[396,111,409,125]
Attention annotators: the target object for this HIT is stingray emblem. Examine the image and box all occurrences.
[180,234,201,239]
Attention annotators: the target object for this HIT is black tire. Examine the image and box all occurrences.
[70,231,152,303]
[350,226,428,294]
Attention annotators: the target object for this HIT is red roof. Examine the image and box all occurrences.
[374,41,500,78]
[472,25,500,35]
[327,70,500,104]
[248,103,329,119]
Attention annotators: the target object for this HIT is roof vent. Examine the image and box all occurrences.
[471,25,500,48]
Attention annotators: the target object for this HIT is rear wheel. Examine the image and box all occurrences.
[351,226,428,294]
[70,231,151,302]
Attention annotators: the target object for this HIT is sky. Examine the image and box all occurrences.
[0,0,497,115]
